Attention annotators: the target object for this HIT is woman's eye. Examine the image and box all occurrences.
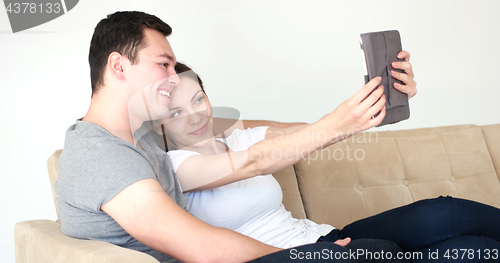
[170,110,180,118]
[161,63,168,68]
[194,96,204,104]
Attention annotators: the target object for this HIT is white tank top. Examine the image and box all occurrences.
[168,127,334,248]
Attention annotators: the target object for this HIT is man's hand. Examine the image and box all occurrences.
[334,237,352,247]
[392,50,417,99]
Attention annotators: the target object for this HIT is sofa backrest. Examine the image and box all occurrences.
[482,124,500,182]
[49,124,500,230]
[273,124,500,229]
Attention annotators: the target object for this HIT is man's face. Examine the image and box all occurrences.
[126,28,179,121]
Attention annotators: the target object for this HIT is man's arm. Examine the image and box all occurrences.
[101,178,280,263]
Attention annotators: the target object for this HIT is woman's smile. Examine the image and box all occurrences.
[189,120,209,136]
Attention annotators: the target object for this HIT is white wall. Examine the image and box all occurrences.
[1,0,499,261]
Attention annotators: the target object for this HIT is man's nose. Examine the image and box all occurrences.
[167,73,180,86]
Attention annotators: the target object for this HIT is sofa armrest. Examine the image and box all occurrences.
[15,220,160,263]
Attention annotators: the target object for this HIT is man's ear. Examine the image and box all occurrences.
[107,51,126,81]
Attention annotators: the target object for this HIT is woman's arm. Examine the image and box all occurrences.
[176,77,386,192]
[176,51,417,192]
[244,120,308,129]
[212,117,307,138]
[265,125,307,139]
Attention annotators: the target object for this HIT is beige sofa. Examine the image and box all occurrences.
[15,124,500,263]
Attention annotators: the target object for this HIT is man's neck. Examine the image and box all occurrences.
[82,91,140,144]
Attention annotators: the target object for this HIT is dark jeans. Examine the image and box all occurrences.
[318,196,500,262]
[248,239,410,263]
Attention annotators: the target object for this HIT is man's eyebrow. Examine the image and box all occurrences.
[158,53,175,61]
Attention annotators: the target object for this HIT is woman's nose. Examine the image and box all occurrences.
[187,111,203,125]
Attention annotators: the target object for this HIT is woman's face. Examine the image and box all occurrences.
[161,76,213,150]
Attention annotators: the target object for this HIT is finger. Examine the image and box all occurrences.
[394,82,417,99]
[354,76,382,104]
[391,61,414,78]
[333,237,351,247]
[360,85,384,110]
[368,105,387,127]
[365,93,386,118]
[391,70,413,85]
[397,50,411,61]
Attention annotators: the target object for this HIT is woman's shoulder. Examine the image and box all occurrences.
[167,149,201,159]
[225,126,269,142]
[167,149,201,172]
[221,126,269,150]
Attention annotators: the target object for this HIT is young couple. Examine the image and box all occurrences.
[55,11,500,263]
[156,62,500,261]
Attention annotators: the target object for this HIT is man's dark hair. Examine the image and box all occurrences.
[89,11,172,95]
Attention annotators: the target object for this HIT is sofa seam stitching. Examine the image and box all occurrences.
[291,164,308,219]
[351,141,369,214]
[480,127,500,184]
[437,133,461,197]
[393,136,415,202]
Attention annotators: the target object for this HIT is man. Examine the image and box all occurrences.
[55,11,415,262]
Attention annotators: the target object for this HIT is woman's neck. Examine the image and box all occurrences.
[178,136,228,156]
[201,140,228,155]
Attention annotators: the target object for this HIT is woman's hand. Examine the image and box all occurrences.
[392,50,417,99]
[320,76,386,140]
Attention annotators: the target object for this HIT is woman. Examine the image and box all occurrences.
[159,62,500,261]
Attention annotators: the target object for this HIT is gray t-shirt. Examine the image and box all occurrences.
[55,121,185,263]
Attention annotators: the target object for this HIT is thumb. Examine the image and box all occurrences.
[334,237,351,247]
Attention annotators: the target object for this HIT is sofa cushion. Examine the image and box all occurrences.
[293,124,500,229]
[272,165,307,219]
